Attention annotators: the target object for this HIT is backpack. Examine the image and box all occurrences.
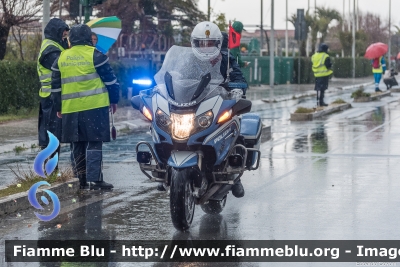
[372,58,380,69]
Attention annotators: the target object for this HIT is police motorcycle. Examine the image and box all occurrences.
[131,46,262,231]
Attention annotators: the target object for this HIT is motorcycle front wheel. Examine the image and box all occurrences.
[170,168,195,231]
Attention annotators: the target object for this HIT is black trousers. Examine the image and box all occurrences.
[315,76,329,105]
[38,97,61,147]
[71,141,103,184]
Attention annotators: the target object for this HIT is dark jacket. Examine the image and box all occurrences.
[220,32,248,90]
[51,24,120,143]
[39,18,69,69]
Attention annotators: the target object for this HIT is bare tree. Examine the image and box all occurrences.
[0,0,41,60]
[9,21,41,61]
[10,26,25,60]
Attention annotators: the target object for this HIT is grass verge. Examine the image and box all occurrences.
[0,164,75,199]
[13,144,29,153]
[294,107,315,113]
[331,98,347,104]
[351,88,370,98]
[0,108,37,124]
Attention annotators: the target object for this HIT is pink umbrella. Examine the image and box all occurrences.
[364,42,388,59]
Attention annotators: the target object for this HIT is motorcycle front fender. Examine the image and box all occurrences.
[168,151,198,169]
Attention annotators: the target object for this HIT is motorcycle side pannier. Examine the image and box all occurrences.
[239,113,262,168]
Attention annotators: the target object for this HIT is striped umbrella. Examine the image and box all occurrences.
[86,16,121,54]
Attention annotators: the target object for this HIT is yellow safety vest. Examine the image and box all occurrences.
[372,57,383,73]
[57,45,109,114]
[37,39,65,98]
[312,52,333,77]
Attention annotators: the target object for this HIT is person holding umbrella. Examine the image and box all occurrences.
[371,56,386,92]
[364,42,388,92]
[51,24,119,190]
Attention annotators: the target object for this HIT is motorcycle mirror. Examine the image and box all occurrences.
[131,95,141,110]
[232,98,252,116]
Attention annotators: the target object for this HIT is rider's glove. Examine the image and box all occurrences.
[230,88,243,99]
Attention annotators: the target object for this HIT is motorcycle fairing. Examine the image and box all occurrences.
[202,117,240,165]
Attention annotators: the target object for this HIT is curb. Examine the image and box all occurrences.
[262,91,316,103]
[0,179,79,217]
[290,103,352,121]
[261,82,373,103]
[338,82,374,90]
[390,88,400,93]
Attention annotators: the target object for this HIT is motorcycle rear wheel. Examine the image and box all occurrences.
[200,196,227,215]
[170,168,195,231]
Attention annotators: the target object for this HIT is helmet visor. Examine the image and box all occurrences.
[192,38,221,59]
[193,39,220,48]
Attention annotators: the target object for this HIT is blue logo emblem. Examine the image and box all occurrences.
[28,181,60,221]
[34,131,59,178]
[28,131,61,221]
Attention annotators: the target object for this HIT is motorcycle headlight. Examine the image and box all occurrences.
[155,109,171,133]
[171,113,195,140]
[196,110,213,129]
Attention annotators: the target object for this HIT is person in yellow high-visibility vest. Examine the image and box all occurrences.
[51,24,120,190]
[37,18,69,149]
[371,56,386,92]
[311,43,333,106]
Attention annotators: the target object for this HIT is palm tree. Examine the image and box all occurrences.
[306,7,342,55]
[316,7,342,44]
[289,7,341,56]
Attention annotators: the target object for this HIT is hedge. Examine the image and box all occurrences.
[331,57,372,78]
[0,60,151,115]
[0,61,41,114]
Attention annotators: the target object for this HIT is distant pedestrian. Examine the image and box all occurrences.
[371,56,386,92]
[91,32,98,47]
[140,43,146,58]
[311,43,333,106]
[37,18,69,154]
[51,24,119,190]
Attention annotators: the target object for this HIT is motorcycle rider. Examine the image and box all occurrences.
[190,21,247,198]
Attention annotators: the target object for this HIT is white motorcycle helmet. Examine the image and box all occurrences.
[190,21,223,61]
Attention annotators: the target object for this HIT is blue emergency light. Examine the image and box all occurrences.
[132,79,153,86]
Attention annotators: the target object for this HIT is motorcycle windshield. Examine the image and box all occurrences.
[154,45,224,107]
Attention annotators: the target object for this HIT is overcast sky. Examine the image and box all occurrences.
[197,0,400,31]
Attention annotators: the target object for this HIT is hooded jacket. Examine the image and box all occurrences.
[51,24,120,142]
[316,43,332,69]
[39,18,70,69]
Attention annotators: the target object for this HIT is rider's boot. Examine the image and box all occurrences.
[157,182,166,191]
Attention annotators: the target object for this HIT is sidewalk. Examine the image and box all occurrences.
[246,76,373,103]
[0,76,374,154]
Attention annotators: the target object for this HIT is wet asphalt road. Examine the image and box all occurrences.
[1,85,400,267]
